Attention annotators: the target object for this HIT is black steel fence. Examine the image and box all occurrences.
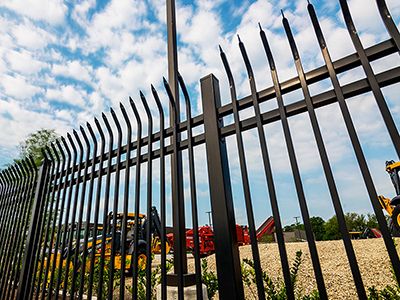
[1,0,400,299]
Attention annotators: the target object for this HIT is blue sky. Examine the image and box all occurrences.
[1,0,400,228]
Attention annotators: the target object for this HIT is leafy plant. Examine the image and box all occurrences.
[367,239,400,299]
[126,254,173,300]
[242,250,320,300]
[201,258,218,300]
[92,257,121,299]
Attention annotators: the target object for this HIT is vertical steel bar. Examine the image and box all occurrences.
[177,73,203,299]
[166,0,187,286]
[129,97,142,298]
[56,133,77,300]
[97,113,114,299]
[0,166,19,297]
[12,158,37,300]
[78,123,98,299]
[119,103,132,300]
[0,170,12,270]
[8,161,33,300]
[339,0,400,157]
[41,143,63,300]
[33,151,57,300]
[307,3,389,296]
[0,172,9,272]
[16,157,49,300]
[282,12,336,298]
[35,148,59,300]
[62,131,84,299]
[0,169,15,271]
[70,127,91,299]
[0,166,20,284]
[2,163,26,299]
[164,77,194,299]
[151,85,167,300]
[376,0,400,51]
[259,23,319,298]
[140,91,154,300]
[29,150,54,300]
[87,118,105,300]
[229,36,295,298]
[28,153,52,300]
[200,73,245,300]
[329,1,400,284]
[108,108,123,300]
[52,138,73,299]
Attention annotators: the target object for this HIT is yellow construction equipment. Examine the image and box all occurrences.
[378,160,400,237]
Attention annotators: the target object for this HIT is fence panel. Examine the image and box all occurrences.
[0,0,399,299]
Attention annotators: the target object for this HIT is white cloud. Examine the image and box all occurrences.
[11,20,54,50]
[5,49,46,75]
[1,0,67,25]
[52,60,93,85]
[46,85,87,108]
[0,73,43,100]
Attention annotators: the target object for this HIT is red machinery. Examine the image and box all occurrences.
[167,216,274,256]
[256,216,275,241]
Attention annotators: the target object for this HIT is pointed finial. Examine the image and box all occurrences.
[281,9,285,18]
[129,96,134,104]
[258,22,263,31]
[151,84,155,91]
[219,45,223,53]
[237,34,242,43]
[140,90,144,98]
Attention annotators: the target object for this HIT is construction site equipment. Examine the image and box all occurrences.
[256,216,275,241]
[378,160,400,237]
[169,217,274,257]
[362,228,382,238]
[41,206,168,278]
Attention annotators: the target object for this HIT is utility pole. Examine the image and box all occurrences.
[294,216,301,240]
[206,211,212,228]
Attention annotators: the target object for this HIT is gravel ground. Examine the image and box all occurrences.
[112,238,400,299]
[184,238,400,299]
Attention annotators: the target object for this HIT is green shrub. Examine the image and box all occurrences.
[242,250,320,300]
[201,258,218,299]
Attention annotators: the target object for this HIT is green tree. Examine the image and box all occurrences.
[19,129,59,167]
[323,215,341,240]
[283,223,305,232]
[323,212,373,240]
[310,216,326,241]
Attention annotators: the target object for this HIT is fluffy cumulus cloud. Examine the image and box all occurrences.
[0,0,400,226]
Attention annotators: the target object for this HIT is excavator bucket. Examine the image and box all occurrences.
[151,237,170,254]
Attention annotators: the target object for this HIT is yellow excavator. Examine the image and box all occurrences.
[378,160,400,237]
[40,206,169,279]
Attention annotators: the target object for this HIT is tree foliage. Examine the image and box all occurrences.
[310,216,326,241]
[19,129,59,167]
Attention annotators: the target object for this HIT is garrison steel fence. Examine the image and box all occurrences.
[1,0,400,299]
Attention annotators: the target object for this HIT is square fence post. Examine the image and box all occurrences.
[16,159,49,300]
[201,74,245,300]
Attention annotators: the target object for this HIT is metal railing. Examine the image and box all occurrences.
[0,0,400,299]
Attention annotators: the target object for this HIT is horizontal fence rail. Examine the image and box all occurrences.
[0,0,399,299]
